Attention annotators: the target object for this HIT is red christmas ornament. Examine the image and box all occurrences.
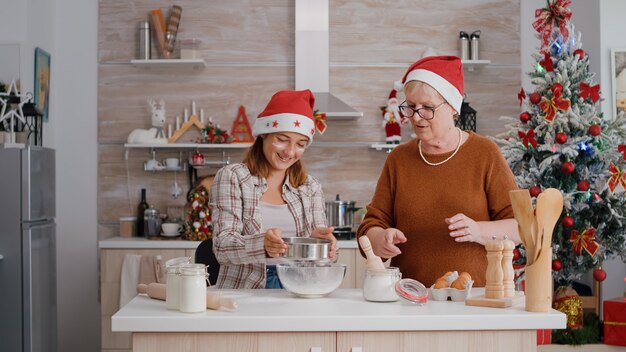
[513,248,520,261]
[577,180,590,192]
[552,83,564,94]
[573,49,585,59]
[593,268,607,282]
[520,112,532,123]
[552,259,563,271]
[529,185,542,198]
[529,92,542,105]
[562,161,575,175]
[562,215,574,228]
[191,152,205,166]
[588,124,601,136]
[555,132,568,144]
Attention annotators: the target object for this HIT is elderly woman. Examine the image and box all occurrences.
[357,56,520,287]
[210,89,336,289]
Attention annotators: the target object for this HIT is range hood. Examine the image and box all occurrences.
[295,0,363,119]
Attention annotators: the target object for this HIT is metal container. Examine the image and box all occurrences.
[138,21,151,60]
[459,31,470,60]
[325,194,359,230]
[470,30,481,60]
[144,207,161,237]
[282,237,330,261]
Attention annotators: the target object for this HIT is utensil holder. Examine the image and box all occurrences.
[524,247,552,312]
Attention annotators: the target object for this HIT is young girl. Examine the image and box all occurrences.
[210,89,336,289]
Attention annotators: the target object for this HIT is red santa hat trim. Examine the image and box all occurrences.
[252,89,317,144]
[401,56,464,113]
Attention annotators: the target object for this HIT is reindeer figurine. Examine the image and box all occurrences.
[148,98,166,139]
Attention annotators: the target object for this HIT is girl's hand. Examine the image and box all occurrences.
[311,227,337,260]
[264,228,287,257]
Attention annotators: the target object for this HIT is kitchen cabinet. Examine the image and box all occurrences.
[130,59,206,70]
[100,248,191,352]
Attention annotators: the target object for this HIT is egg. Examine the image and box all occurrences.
[434,278,449,289]
[451,275,470,290]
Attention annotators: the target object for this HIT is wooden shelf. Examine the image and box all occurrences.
[124,143,252,149]
[461,59,491,71]
[130,59,206,70]
[370,143,398,152]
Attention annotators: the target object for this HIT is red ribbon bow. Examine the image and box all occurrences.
[540,52,554,72]
[532,0,572,53]
[569,228,599,257]
[540,84,570,121]
[313,111,327,135]
[579,82,600,103]
[608,162,626,193]
[518,88,526,106]
[518,129,538,149]
[618,144,626,160]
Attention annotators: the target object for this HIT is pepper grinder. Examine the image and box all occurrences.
[501,236,516,298]
[485,237,504,299]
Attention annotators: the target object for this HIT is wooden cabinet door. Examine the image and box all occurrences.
[258,332,336,352]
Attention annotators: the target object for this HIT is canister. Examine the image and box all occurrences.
[138,21,151,60]
[362,267,401,302]
[144,207,161,237]
[179,264,208,313]
[180,38,202,60]
[165,257,191,310]
[119,216,136,238]
[470,30,481,60]
[459,31,470,61]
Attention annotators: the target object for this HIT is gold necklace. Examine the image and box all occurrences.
[418,128,463,166]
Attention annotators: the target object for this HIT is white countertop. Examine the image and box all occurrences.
[112,288,565,333]
[99,237,358,249]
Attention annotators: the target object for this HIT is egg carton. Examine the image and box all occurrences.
[429,271,474,302]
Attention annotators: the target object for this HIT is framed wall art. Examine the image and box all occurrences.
[611,48,626,118]
[34,47,51,122]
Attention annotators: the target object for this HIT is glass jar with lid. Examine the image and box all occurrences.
[165,257,191,310]
[362,267,401,302]
[179,264,208,313]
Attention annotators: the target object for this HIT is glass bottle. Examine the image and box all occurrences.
[136,188,149,237]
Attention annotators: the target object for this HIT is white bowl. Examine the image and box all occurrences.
[277,262,346,298]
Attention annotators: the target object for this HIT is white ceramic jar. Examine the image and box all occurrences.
[165,257,190,310]
[179,264,208,313]
[362,267,401,302]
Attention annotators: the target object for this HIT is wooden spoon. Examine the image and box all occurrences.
[537,188,564,260]
[509,190,537,264]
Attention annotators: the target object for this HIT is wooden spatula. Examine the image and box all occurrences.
[536,188,564,260]
[509,190,537,264]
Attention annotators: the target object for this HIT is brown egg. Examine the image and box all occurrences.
[442,271,454,279]
[434,278,449,289]
[458,272,472,281]
[451,276,470,290]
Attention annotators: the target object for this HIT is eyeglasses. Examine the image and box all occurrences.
[398,101,447,120]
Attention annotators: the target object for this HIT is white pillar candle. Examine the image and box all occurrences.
[176,116,180,130]
[200,109,204,123]
[184,108,189,122]
[168,123,172,138]
[191,100,196,116]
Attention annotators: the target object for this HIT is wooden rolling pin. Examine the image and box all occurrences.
[358,236,386,272]
[137,283,238,310]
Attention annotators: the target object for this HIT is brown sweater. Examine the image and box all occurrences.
[357,132,517,287]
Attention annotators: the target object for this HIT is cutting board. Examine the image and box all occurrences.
[465,291,525,308]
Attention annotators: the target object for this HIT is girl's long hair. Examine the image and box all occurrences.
[243,137,308,188]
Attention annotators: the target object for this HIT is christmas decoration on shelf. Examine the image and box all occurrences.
[169,100,207,144]
[0,79,43,145]
[230,105,254,143]
[198,117,232,144]
[183,185,212,241]
[495,0,626,286]
[381,87,406,144]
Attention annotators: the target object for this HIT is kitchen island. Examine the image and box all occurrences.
[112,288,565,352]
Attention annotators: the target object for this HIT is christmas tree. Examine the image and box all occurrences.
[494,0,626,285]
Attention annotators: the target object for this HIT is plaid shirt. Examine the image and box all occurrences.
[209,163,327,288]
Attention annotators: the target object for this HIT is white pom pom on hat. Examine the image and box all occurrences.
[252,89,317,144]
[401,55,465,114]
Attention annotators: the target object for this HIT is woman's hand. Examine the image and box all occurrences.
[264,228,287,257]
[311,227,337,260]
[446,213,485,245]
[367,227,407,258]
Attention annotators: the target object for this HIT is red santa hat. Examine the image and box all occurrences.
[252,89,321,145]
[401,55,464,113]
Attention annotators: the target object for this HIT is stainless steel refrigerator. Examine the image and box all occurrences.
[0,146,57,352]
